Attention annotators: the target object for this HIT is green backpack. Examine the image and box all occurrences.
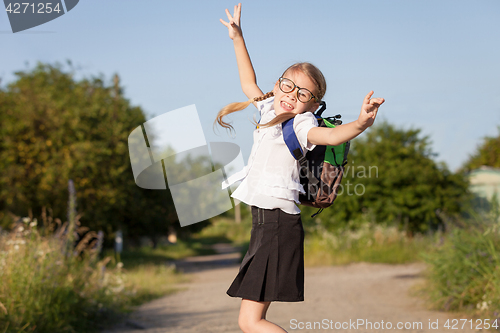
[282,102,350,216]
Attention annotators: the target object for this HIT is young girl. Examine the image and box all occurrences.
[217,4,385,333]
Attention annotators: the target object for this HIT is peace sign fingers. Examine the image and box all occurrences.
[232,3,241,26]
[219,8,233,28]
[220,3,243,40]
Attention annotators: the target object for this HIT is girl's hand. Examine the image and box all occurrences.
[357,91,385,129]
[220,3,243,40]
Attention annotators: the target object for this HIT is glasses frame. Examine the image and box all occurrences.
[278,77,319,103]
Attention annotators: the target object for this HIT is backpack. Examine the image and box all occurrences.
[282,102,350,216]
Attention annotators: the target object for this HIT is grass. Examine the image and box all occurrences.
[115,238,217,269]
[0,217,191,333]
[119,263,187,306]
[203,210,433,266]
[196,215,252,247]
[0,208,243,332]
[304,222,434,266]
[4,199,498,332]
[200,210,500,323]
[107,238,222,306]
[421,217,500,319]
[0,218,129,333]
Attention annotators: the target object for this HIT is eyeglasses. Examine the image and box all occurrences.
[278,77,318,103]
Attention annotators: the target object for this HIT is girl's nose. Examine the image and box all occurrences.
[287,89,297,101]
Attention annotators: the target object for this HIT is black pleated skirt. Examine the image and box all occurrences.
[227,206,304,302]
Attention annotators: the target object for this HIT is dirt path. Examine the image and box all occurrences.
[104,246,477,333]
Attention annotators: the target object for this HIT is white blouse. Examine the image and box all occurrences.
[222,96,318,214]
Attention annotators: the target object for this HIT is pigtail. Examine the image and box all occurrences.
[216,62,326,132]
[251,92,296,129]
[253,91,274,102]
[215,91,274,131]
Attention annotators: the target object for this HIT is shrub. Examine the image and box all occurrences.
[0,214,128,332]
[423,219,500,317]
[304,221,432,266]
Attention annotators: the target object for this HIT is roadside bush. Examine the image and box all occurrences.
[0,214,128,333]
[423,218,500,317]
[304,219,433,266]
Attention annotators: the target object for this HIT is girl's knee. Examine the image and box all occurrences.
[239,299,271,332]
[238,312,253,333]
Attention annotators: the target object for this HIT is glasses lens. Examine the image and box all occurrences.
[280,78,294,93]
[297,89,313,103]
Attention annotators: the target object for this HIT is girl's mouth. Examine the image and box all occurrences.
[280,101,294,112]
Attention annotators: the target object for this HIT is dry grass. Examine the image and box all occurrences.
[304,222,433,266]
[0,208,185,332]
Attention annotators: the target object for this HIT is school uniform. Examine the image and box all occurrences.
[222,96,318,302]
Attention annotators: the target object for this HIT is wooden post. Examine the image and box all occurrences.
[235,199,241,224]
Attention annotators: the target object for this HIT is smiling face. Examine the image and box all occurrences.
[273,69,320,116]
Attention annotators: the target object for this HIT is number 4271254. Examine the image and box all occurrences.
[5,2,62,14]
[444,319,499,330]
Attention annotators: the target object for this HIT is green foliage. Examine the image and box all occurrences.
[463,126,500,170]
[0,218,127,332]
[304,219,433,266]
[198,215,252,246]
[0,216,187,332]
[120,264,186,307]
[303,121,470,233]
[205,211,431,266]
[422,219,500,316]
[0,62,191,243]
[116,239,217,270]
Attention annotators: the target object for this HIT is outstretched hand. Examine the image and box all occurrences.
[357,91,385,129]
[220,3,242,40]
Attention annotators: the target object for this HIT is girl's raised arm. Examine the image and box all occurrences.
[220,3,263,106]
[307,91,385,146]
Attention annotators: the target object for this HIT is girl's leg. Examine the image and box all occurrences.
[261,301,271,319]
[238,299,287,333]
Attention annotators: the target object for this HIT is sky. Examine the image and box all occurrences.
[1,0,499,172]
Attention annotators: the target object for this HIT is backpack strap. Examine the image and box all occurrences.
[282,118,303,160]
[315,101,327,117]
[282,118,319,188]
[282,101,326,158]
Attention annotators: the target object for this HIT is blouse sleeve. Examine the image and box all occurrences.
[293,112,319,152]
[256,96,275,116]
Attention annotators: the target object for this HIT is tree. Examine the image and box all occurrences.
[462,126,500,170]
[0,62,191,244]
[303,121,469,233]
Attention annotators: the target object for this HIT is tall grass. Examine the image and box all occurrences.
[0,217,189,332]
[197,216,252,246]
[0,179,185,332]
[304,222,433,266]
[0,216,129,332]
[0,180,134,332]
[119,263,186,306]
[422,217,500,317]
[205,210,432,266]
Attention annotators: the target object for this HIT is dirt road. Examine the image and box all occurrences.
[104,246,477,333]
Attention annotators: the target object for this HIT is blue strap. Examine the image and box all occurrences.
[282,118,303,160]
[282,117,320,189]
[283,115,323,160]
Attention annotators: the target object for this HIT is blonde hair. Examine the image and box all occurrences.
[215,62,326,131]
